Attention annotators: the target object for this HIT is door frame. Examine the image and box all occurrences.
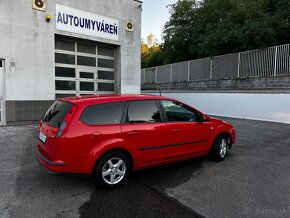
[0,59,6,126]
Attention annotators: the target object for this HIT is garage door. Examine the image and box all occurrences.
[55,37,116,99]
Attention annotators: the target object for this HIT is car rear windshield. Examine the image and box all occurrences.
[42,100,74,128]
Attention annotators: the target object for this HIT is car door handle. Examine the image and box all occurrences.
[173,128,181,132]
[128,131,139,136]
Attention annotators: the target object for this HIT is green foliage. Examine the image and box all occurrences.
[141,34,164,68]
[156,0,290,65]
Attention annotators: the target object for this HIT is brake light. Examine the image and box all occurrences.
[38,120,43,132]
[56,105,77,138]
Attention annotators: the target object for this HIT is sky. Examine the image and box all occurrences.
[142,0,177,43]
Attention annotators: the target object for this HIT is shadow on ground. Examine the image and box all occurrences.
[79,159,205,218]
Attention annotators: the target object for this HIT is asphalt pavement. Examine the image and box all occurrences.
[0,117,290,218]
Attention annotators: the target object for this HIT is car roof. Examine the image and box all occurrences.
[59,94,173,106]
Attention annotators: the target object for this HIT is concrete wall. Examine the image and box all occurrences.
[119,0,142,94]
[6,100,54,125]
[142,76,290,92]
[143,91,290,124]
[0,0,142,101]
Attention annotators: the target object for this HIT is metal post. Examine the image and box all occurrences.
[170,64,173,82]
[143,69,146,84]
[0,59,6,126]
[155,66,158,83]
[237,53,241,78]
[142,69,145,85]
[288,45,290,75]
[187,61,190,81]
[209,58,213,80]
[274,46,278,76]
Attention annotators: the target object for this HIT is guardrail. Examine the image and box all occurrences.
[141,44,290,84]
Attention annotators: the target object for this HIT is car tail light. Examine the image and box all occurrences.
[38,120,43,132]
[56,105,77,138]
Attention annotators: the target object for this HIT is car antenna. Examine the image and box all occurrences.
[158,88,162,96]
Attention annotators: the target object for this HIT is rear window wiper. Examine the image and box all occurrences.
[43,110,52,122]
[44,111,59,122]
[43,104,58,122]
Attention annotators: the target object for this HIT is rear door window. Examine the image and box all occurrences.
[126,100,161,123]
[42,101,73,128]
[81,102,125,125]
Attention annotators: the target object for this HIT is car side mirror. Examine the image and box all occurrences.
[196,113,206,123]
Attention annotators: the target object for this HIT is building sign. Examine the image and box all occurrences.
[56,4,119,41]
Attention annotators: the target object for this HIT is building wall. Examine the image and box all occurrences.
[0,0,55,100]
[0,0,142,124]
[0,0,141,101]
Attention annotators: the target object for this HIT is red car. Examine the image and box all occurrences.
[36,94,235,188]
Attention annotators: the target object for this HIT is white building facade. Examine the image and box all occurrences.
[0,0,142,125]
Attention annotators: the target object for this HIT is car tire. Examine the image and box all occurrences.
[210,135,228,162]
[94,151,131,189]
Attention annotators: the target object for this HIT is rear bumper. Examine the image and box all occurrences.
[35,145,67,174]
[35,144,92,175]
[35,146,66,166]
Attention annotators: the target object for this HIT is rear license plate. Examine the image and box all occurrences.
[38,132,47,144]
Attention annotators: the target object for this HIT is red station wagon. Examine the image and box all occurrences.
[36,94,236,188]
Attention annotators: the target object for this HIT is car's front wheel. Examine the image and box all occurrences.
[210,135,228,161]
[94,151,130,188]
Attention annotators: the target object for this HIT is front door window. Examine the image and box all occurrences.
[161,100,198,122]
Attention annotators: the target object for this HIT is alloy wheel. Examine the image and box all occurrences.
[102,157,126,185]
[220,138,227,158]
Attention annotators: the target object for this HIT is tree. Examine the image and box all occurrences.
[162,0,199,63]
[160,0,290,65]
[141,34,163,68]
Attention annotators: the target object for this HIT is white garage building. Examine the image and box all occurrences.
[0,0,142,125]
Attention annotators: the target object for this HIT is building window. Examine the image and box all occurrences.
[80,72,94,79]
[55,53,75,65]
[55,37,116,99]
[55,39,75,52]
[77,42,96,54]
[77,56,96,67]
[55,67,75,78]
[80,81,95,91]
[55,81,76,91]
[98,46,115,57]
[56,94,75,99]
[98,58,114,69]
[98,82,115,92]
[98,71,114,80]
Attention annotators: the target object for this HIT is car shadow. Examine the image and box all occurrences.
[79,158,205,218]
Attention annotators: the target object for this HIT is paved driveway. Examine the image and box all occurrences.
[0,117,290,218]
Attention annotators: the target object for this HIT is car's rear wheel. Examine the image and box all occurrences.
[94,151,130,188]
[210,135,228,161]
